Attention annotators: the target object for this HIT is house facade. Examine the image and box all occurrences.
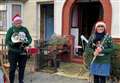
[0,0,120,62]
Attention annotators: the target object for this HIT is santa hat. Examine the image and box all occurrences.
[95,21,106,29]
[12,14,22,22]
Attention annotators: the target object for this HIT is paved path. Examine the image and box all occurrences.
[14,71,120,83]
[22,72,88,83]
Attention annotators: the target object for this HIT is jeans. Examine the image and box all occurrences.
[8,50,27,83]
[94,75,106,83]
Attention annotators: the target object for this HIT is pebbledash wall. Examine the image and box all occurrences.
[22,0,53,46]
[22,0,120,45]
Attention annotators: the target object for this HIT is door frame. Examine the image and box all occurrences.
[62,0,112,35]
[39,3,54,42]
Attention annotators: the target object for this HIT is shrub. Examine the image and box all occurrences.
[111,44,120,80]
[48,34,67,47]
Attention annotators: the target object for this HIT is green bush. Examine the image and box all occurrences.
[111,44,120,79]
[48,34,67,46]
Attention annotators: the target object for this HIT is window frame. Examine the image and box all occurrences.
[0,4,7,31]
[0,2,24,32]
[7,2,23,30]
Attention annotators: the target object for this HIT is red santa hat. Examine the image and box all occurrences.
[94,21,107,33]
[12,14,22,22]
[95,21,106,29]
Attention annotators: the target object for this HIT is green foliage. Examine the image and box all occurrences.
[111,44,120,79]
[48,34,67,46]
[83,47,94,69]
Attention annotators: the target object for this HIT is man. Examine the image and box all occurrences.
[5,14,32,83]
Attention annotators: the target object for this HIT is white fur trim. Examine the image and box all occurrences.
[95,22,106,29]
[13,16,22,22]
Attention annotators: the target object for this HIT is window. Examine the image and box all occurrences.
[12,4,21,18]
[0,4,7,31]
[72,5,78,28]
[0,3,22,31]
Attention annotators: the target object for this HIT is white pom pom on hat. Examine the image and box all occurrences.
[95,21,106,29]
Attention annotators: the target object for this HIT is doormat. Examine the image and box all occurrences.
[55,62,90,80]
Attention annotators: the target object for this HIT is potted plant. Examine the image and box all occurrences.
[48,34,67,50]
[46,34,67,69]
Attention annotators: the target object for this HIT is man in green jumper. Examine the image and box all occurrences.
[5,14,32,83]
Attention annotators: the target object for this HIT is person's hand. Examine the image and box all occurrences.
[95,47,102,53]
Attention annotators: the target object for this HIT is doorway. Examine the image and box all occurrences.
[71,2,103,56]
[40,4,54,42]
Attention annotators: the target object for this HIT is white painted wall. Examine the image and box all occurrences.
[110,0,120,38]
[54,0,66,35]
[23,0,53,46]
[23,0,36,39]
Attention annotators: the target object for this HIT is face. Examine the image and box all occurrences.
[96,25,105,33]
[14,20,22,28]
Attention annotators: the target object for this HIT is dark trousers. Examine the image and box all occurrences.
[8,50,27,83]
[94,75,106,83]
